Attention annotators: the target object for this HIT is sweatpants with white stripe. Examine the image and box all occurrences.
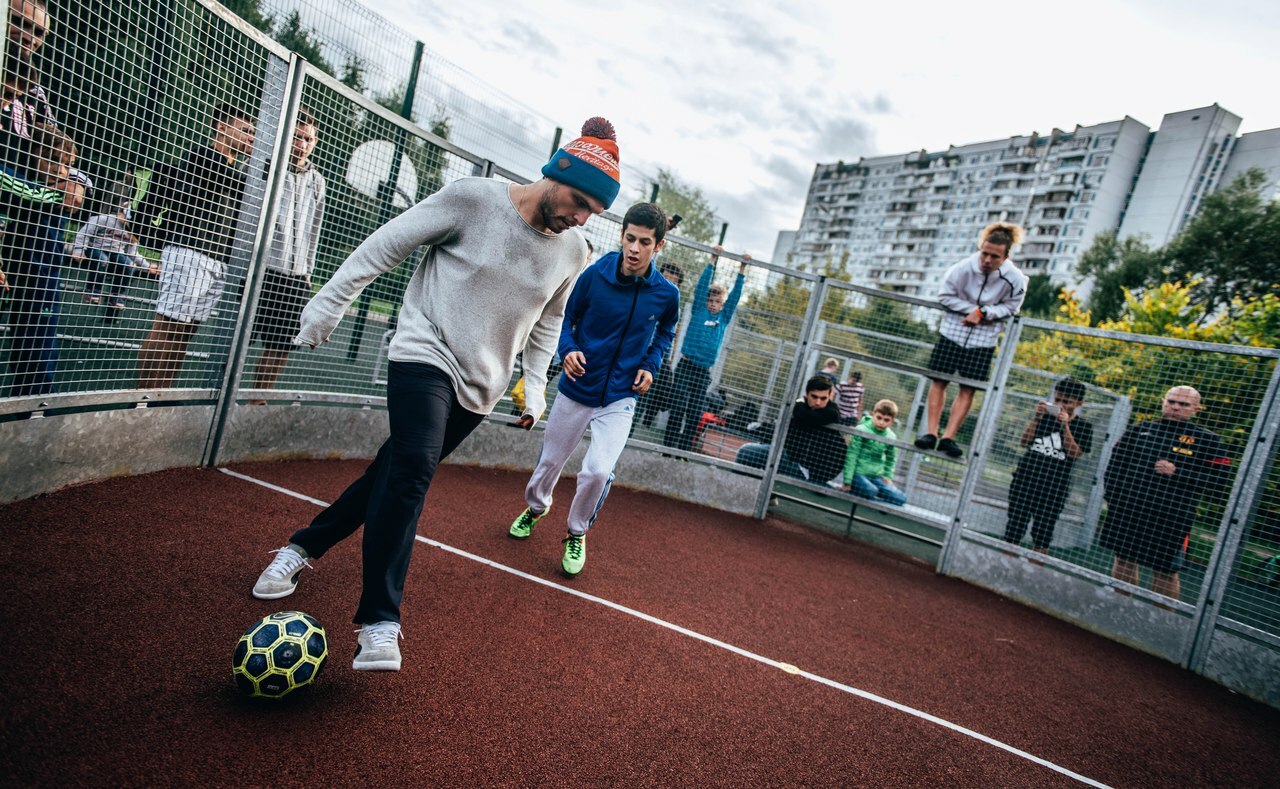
[525,395,636,536]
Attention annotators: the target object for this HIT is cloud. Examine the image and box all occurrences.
[497,21,560,59]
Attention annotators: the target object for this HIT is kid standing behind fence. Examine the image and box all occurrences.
[1,122,76,397]
[69,204,152,312]
[842,399,907,507]
[1004,377,1093,554]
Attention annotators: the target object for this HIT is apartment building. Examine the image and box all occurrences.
[787,104,1278,297]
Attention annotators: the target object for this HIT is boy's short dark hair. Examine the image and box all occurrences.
[1054,377,1086,402]
[296,107,317,129]
[805,375,834,394]
[659,261,683,285]
[212,102,252,129]
[622,202,667,243]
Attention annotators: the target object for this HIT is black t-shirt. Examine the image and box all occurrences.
[1015,412,1094,488]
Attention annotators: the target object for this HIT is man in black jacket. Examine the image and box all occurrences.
[1101,386,1231,600]
[137,103,255,389]
[735,376,844,483]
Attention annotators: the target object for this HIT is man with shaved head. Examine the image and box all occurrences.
[1101,386,1231,599]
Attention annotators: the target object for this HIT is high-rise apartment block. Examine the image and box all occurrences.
[787,104,1279,297]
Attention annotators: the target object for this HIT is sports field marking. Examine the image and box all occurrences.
[221,467,1110,788]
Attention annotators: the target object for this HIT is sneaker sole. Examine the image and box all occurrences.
[508,530,532,540]
[352,658,401,671]
[251,584,297,600]
[561,566,582,579]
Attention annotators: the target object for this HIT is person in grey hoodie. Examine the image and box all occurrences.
[250,118,622,673]
[914,223,1027,458]
[247,108,325,398]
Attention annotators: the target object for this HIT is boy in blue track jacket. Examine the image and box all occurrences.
[508,202,680,577]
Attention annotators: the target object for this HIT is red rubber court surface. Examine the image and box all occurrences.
[2,459,1278,786]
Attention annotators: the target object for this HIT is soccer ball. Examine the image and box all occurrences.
[232,611,328,699]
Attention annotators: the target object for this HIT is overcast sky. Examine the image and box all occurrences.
[366,0,1277,259]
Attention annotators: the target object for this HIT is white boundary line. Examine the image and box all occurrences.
[221,467,1109,788]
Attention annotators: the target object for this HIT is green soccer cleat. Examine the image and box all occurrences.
[561,532,586,578]
[508,506,548,540]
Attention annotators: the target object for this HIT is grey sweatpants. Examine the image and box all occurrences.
[524,395,636,536]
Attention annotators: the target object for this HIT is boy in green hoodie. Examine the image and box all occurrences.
[843,399,907,507]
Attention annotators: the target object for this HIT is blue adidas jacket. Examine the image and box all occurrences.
[556,251,681,408]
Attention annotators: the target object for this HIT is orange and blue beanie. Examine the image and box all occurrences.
[542,117,621,210]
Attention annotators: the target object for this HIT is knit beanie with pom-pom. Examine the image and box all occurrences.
[541,117,621,210]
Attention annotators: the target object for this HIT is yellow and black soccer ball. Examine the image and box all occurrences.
[232,611,328,699]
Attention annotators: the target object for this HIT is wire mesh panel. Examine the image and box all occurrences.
[250,0,557,180]
[2,0,283,403]
[1217,421,1280,635]
[974,320,1276,605]
[239,68,487,400]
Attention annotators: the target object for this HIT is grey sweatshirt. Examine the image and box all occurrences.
[936,253,1027,349]
[296,178,587,419]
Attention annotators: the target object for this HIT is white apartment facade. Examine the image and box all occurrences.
[787,104,1279,297]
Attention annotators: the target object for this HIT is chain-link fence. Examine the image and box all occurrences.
[3,0,1279,708]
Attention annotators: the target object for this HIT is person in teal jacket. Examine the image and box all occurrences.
[843,399,907,507]
[662,244,748,451]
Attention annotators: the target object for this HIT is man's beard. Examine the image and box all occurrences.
[4,42,37,89]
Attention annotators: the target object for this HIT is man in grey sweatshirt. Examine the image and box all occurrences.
[251,118,623,671]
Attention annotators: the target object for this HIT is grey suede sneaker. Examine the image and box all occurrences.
[352,621,402,671]
[252,546,311,600]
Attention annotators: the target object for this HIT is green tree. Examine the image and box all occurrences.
[274,11,333,76]
[1021,273,1063,319]
[651,168,720,245]
[1076,230,1161,323]
[1162,168,1280,315]
[340,55,367,92]
[221,0,274,34]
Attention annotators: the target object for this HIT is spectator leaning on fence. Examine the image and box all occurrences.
[250,118,621,673]
[135,103,256,389]
[246,108,325,400]
[914,222,1027,459]
[736,375,845,484]
[1,122,75,397]
[508,202,680,579]
[1002,377,1093,554]
[1101,386,1231,601]
[662,244,748,452]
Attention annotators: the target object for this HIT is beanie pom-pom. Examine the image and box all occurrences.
[581,117,616,141]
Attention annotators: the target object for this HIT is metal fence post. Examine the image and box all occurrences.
[205,53,307,467]
[1186,362,1280,670]
[346,39,424,363]
[1077,394,1132,548]
[753,276,827,519]
[936,319,1024,574]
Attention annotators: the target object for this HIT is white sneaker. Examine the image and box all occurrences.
[353,621,403,671]
[251,546,312,600]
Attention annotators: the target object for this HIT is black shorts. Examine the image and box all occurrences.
[252,270,311,351]
[927,334,995,382]
[1099,510,1189,574]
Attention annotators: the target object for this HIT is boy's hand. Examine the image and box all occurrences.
[516,414,535,430]
[963,307,984,326]
[562,351,586,381]
[0,269,8,292]
[632,369,653,394]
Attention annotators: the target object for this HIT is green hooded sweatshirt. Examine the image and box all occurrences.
[844,415,898,483]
